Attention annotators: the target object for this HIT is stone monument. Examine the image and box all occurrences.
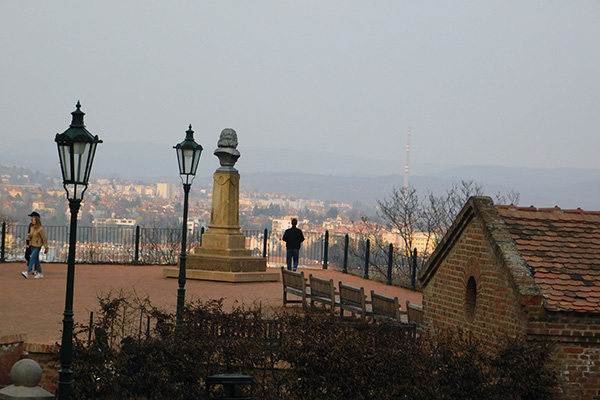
[164,128,279,283]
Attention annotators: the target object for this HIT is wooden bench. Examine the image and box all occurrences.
[338,282,372,321]
[406,300,424,333]
[370,290,404,322]
[309,274,338,315]
[281,267,310,310]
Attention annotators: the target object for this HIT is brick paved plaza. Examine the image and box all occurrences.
[0,262,422,344]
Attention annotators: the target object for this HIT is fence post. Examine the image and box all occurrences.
[134,225,140,264]
[200,227,205,246]
[363,238,370,279]
[411,248,418,291]
[342,234,349,274]
[387,243,393,285]
[0,222,5,263]
[88,311,94,346]
[262,228,268,258]
[322,230,329,270]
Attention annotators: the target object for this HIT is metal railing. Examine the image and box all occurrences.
[1,222,424,288]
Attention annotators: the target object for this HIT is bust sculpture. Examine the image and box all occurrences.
[214,128,241,172]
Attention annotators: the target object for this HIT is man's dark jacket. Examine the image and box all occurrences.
[282,226,305,249]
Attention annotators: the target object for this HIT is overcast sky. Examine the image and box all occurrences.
[1,1,599,175]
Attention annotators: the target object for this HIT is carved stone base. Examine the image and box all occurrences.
[163,252,279,282]
[188,252,267,272]
[163,267,279,283]
[199,229,247,253]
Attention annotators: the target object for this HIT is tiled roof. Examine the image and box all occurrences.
[496,205,600,313]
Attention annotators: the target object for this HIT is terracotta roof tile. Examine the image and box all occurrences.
[496,206,600,314]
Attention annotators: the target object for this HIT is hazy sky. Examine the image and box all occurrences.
[1,1,599,175]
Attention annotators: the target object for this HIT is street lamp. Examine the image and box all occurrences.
[55,101,102,400]
[174,124,203,329]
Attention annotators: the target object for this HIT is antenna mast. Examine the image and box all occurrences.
[403,127,411,194]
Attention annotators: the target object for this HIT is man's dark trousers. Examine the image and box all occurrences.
[286,249,300,271]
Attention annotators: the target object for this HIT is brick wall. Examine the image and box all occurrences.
[0,334,26,387]
[25,342,59,395]
[528,317,600,400]
[551,343,600,400]
[422,215,529,342]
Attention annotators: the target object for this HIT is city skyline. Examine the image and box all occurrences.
[0,169,357,226]
[2,156,600,211]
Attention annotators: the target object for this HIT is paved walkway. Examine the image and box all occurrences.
[0,262,422,344]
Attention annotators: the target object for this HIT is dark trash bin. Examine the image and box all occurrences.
[205,374,254,399]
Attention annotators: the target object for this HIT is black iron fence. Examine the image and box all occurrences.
[1,222,424,288]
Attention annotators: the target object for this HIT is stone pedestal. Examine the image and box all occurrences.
[164,130,278,283]
[0,359,54,400]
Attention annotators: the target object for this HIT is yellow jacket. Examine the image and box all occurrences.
[27,226,48,249]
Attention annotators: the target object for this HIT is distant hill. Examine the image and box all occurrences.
[239,169,600,210]
[426,165,600,210]
[1,144,599,210]
[0,142,444,179]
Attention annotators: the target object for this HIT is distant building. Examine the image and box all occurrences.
[93,218,136,227]
[412,231,436,256]
[329,202,352,210]
[31,200,55,217]
[31,200,44,211]
[272,216,299,234]
[187,217,208,235]
[3,186,23,198]
[156,182,176,199]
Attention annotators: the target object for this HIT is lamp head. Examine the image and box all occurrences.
[174,124,203,185]
[55,101,102,200]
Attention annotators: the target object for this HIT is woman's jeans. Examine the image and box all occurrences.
[27,247,42,273]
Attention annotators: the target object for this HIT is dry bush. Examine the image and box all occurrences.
[70,293,557,399]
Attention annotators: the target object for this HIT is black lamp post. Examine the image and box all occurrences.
[174,124,203,330]
[55,101,102,400]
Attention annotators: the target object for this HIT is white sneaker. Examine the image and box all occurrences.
[21,271,28,279]
[34,274,44,279]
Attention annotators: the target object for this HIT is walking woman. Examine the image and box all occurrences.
[22,211,49,279]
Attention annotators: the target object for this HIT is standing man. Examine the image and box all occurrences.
[282,218,304,271]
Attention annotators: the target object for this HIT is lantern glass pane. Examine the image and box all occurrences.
[73,142,87,155]
[176,147,185,175]
[58,144,72,182]
[73,142,91,183]
[83,143,97,183]
[182,148,195,175]
[191,150,201,175]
